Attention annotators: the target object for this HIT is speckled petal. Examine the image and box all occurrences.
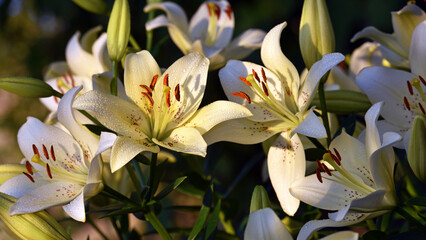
[153,127,207,157]
[62,192,86,222]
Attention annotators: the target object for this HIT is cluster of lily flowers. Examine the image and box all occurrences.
[0,0,425,239]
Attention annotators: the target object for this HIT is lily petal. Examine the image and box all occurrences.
[244,208,292,240]
[268,132,305,216]
[184,100,252,135]
[144,2,189,34]
[152,127,207,157]
[62,192,85,222]
[43,61,69,80]
[409,20,426,77]
[293,108,326,138]
[392,5,426,54]
[110,136,159,173]
[66,32,100,78]
[0,175,49,198]
[320,231,358,240]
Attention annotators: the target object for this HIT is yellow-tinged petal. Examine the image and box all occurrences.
[152,127,207,157]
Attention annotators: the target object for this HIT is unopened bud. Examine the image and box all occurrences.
[310,90,371,114]
[249,185,271,213]
[107,0,131,61]
[72,0,108,15]
[0,77,61,98]
[408,114,426,183]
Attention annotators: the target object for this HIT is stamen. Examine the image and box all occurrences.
[142,92,154,106]
[231,91,251,104]
[166,91,171,107]
[420,103,425,115]
[174,84,180,102]
[68,71,75,88]
[32,144,40,158]
[224,5,232,19]
[252,69,260,82]
[50,145,56,161]
[316,168,323,183]
[163,74,169,87]
[322,163,332,176]
[328,150,341,166]
[140,85,153,95]
[261,68,267,83]
[238,76,252,87]
[333,148,341,161]
[407,80,414,95]
[42,144,49,160]
[316,159,325,172]
[23,172,35,183]
[420,75,426,86]
[46,164,52,179]
[261,82,269,96]
[150,74,159,90]
[25,161,33,175]
[61,73,69,84]
[404,96,411,111]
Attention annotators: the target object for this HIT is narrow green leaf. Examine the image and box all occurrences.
[204,200,221,240]
[155,176,187,201]
[406,197,426,207]
[188,205,210,240]
[100,207,143,218]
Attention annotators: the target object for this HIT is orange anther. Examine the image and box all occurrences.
[238,76,252,87]
[231,91,251,104]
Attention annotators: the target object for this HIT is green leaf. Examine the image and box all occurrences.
[100,206,143,218]
[72,0,108,15]
[362,230,387,240]
[406,197,426,207]
[0,77,60,98]
[188,205,210,240]
[155,176,187,201]
[204,200,221,240]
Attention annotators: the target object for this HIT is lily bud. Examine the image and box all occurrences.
[107,0,131,61]
[310,90,371,114]
[408,114,426,183]
[0,165,26,185]
[249,185,272,213]
[299,0,335,69]
[0,193,71,240]
[72,0,107,15]
[0,77,60,98]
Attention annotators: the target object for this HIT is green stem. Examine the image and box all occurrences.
[79,109,103,127]
[126,163,142,194]
[307,136,326,150]
[132,158,146,186]
[145,209,173,240]
[147,153,158,200]
[366,219,377,230]
[219,211,235,235]
[129,35,141,51]
[146,11,155,51]
[102,184,138,206]
[110,61,119,96]
[318,76,331,146]
[87,216,109,240]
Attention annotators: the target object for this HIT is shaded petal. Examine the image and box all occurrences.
[298,53,345,112]
[377,45,410,69]
[293,108,326,138]
[409,20,426,77]
[92,33,111,71]
[10,182,83,215]
[73,90,150,140]
[110,136,159,172]
[43,61,69,80]
[244,208,292,240]
[62,192,85,222]
[364,102,385,157]
[392,5,426,54]
[209,29,266,70]
[268,132,305,216]
[0,174,49,198]
[358,120,407,149]
[261,22,299,100]
[153,127,207,157]
[219,60,285,122]
[320,231,358,240]
[203,118,283,145]
[144,2,189,34]
[349,42,383,77]
[92,72,127,100]
[65,32,100,78]
[184,100,252,135]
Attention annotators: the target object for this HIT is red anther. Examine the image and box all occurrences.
[42,144,49,159]
[261,68,267,83]
[407,81,414,95]
[322,163,332,176]
[316,168,323,183]
[328,150,341,166]
[420,75,426,86]
[61,73,69,84]
[142,92,154,106]
[261,81,269,96]
[53,96,59,104]
[174,84,180,102]
[163,74,169,86]
[206,3,211,16]
[23,172,35,183]
[150,74,159,90]
[420,103,425,115]
[404,96,411,111]
[213,4,220,19]
[50,145,56,161]
[338,61,346,70]
[32,144,40,158]
[316,159,325,172]
[231,91,251,104]
[333,148,341,161]
[68,71,75,88]
[224,5,232,19]
[252,69,260,82]
[46,164,52,179]
[140,85,152,95]
[25,161,33,175]
[238,76,252,87]
[166,91,171,107]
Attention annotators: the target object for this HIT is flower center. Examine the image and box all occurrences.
[54,71,77,103]
[403,75,426,115]
[204,3,233,46]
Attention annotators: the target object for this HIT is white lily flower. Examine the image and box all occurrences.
[290,102,401,240]
[0,86,114,222]
[352,4,426,69]
[210,22,344,216]
[356,21,426,150]
[144,0,266,70]
[73,50,252,172]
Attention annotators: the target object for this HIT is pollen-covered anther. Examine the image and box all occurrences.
[322,163,332,176]
[238,76,252,87]
[316,168,323,183]
[50,145,56,161]
[32,144,40,158]
[419,103,425,114]
[163,73,169,87]
[207,3,220,19]
[252,69,260,82]
[23,172,35,183]
[142,92,154,106]
[231,91,251,104]
[328,150,341,166]
[68,71,75,88]
[46,164,52,179]
[419,75,426,86]
[166,91,171,107]
[261,68,267,83]
[407,80,414,95]
[140,85,153,95]
[261,82,269,96]
[174,84,180,102]
[316,159,325,172]
[25,161,33,175]
[403,96,411,111]
[150,74,159,90]
[333,148,341,162]
[224,5,232,19]
[42,144,49,160]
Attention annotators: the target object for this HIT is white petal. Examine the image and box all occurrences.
[0,174,49,198]
[261,22,299,100]
[358,120,407,149]
[43,61,69,80]
[63,192,86,222]
[65,32,99,78]
[356,66,418,128]
[219,60,285,122]
[392,5,426,54]
[92,33,111,72]
[244,208,292,240]
[319,231,358,240]
[293,108,326,138]
[364,102,384,157]
[268,133,305,216]
[298,53,345,112]
[409,21,426,77]
[203,118,282,145]
[110,136,160,173]
[349,42,383,77]
[144,2,189,33]
[377,45,410,69]
[10,182,83,215]
[95,132,117,157]
[185,100,252,135]
[153,127,207,157]
[92,71,127,100]
[73,90,150,140]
